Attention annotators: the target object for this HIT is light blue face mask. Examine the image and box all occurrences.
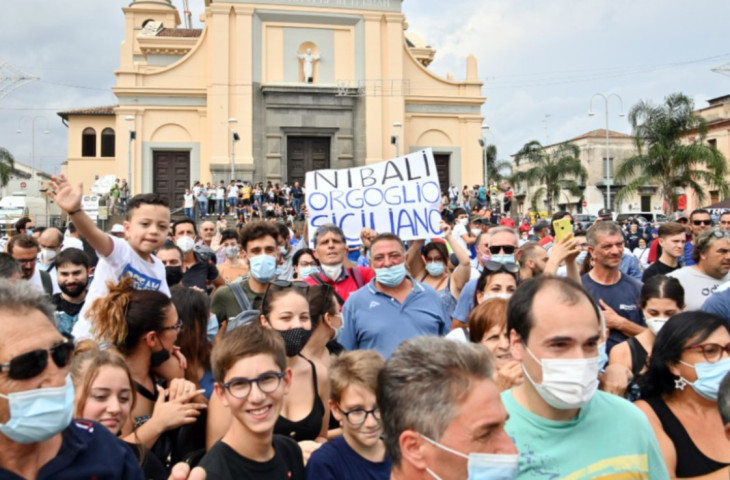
[299,265,318,279]
[491,254,515,265]
[207,314,219,342]
[374,263,407,287]
[678,357,730,401]
[598,342,608,368]
[0,375,74,444]
[274,265,284,277]
[576,251,588,264]
[420,434,519,480]
[425,261,445,277]
[249,254,277,282]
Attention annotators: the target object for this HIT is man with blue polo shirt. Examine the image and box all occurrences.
[340,232,448,358]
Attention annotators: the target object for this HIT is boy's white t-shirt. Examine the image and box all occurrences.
[183,193,195,208]
[72,235,170,341]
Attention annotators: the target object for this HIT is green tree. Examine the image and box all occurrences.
[0,147,14,188]
[512,140,587,215]
[615,92,728,213]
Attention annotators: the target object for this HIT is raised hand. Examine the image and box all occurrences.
[439,221,452,236]
[48,174,83,213]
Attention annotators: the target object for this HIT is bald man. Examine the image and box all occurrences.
[38,227,64,294]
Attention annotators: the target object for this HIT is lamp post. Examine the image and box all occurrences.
[16,116,49,177]
[589,93,624,210]
[392,122,402,157]
[125,115,136,197]
[228,118,239,182]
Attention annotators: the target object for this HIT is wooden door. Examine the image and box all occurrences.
[153,151,190,209]
[434,154,450,193]
[287,137,331,185]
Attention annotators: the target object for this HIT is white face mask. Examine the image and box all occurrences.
[522,346,599,410]
[480,293,512,303]
[41,248,57,263]
[321,263,343,280]
[459,218,469,226]
[176,236,195,253]
[645,317,669,335]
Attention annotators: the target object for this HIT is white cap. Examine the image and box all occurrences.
[60,237,84,251]
[110,224,125,234]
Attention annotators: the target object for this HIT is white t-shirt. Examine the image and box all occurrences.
[183,193,195,209]
[667,266,730,311]
[216,187,226,200]
[452,223,470,255]
[227,185,239,197]
[445,327,469,343]
[73,235,170,341]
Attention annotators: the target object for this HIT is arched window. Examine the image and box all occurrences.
[82,128,96,157]
[101,128,115,157]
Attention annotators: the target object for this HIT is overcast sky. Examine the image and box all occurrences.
[1,0,728,175]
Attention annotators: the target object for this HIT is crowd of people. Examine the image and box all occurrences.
[2,172,730,478]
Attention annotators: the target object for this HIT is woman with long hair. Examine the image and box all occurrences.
[635,311,730,478]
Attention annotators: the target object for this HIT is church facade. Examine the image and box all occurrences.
[59,0,485,206]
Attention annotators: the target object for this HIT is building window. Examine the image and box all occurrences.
[82,128,96,157]
[101,128,115,157]
[708,138,717,149]
[603,157,614,180]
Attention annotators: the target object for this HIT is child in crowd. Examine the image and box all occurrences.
[199,323,305,479]
[305,350,391,479]
[48,174,171,341]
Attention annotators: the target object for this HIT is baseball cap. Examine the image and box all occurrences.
[533,220,550,231]
[110,224,125,234]
[597,208,613,219]
[671,211,688,222]
[469,214,483,224]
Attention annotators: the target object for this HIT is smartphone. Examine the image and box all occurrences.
[553,217,573,241]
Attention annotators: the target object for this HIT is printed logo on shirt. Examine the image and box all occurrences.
[369,301,380,309]
[121,264,162,291]
[619,304,638,312]
[702,285,720,297]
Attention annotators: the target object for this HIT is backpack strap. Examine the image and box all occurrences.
[349,267,364,289]
[39,270,53,296]
[312,273,346,306]
[229,282,252,312]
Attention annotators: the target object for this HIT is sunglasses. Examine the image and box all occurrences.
[693,219,713,226]
[263,279,311,306]
[0,340,75,380]
[488,245,516,255]
[484,260,520,274]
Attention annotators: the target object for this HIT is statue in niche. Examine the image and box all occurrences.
[298,48,320,83]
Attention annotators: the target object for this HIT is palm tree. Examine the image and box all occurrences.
[614,92,728,213]
[0,147,14,188]
[512,140,587,214]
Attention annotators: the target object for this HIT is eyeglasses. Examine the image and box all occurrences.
[0,340,75,380]
[221,371,284,399]
[484,260,520,274]
[683,342,730,363]
[488,245,516,255]
[159,319,183,332]
[693,219,713,226]
[339,406,382,426]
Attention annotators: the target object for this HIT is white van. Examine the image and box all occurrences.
[0,192,59,229]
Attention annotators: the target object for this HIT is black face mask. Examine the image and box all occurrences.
[165,266,184,287]
[150,337,171,368]
[59,279,88,298]
[276,328,312,357]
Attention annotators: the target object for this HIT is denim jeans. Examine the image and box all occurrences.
[185,208,194,219]
[198,201,207,219]
[217,199,225,215]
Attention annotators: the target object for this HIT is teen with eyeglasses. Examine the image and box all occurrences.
[635,311,730,478]
[306,350,390,479]
[667,228,730,310]
[199,323,305,480]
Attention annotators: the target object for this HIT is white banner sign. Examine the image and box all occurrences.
[305,149,443,245]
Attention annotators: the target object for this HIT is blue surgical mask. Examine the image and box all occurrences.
[491,254,515,265]
[576,251,588,264]
[598,342,608,369]
[299,265,318,279]
[0,375,74,444]
[249,254,277,282]
[425,262,445,277]
[207,314,219,342]
[375,263,407,287]
[679,357,730,401]
[420,434,519,480]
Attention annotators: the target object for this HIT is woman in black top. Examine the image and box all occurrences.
[635,311,730,478]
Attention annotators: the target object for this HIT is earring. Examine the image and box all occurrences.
[674,377,688,391]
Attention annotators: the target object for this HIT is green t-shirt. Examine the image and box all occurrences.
[502,389,669,479]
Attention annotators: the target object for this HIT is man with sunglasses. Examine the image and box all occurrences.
[0,279,145,479]
[669,228,730,311]
[685,209,714,267]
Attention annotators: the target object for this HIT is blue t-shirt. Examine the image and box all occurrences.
[340,278,448,358]
[453,278,478,323]
[305,436,391,480]
[502,390,669,479]
[0,420,144,480]
[701,282,730,326]
[582,272,643,352]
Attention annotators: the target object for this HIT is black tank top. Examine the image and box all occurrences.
[274,355,325,441]
[627,337,648,377]
[645,396,729,477]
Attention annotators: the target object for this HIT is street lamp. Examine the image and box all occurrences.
[589,93,624,210]
[125,115,136,197]
[228,118,239,182]
[16,116,49,177]
[391,122,402,157]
